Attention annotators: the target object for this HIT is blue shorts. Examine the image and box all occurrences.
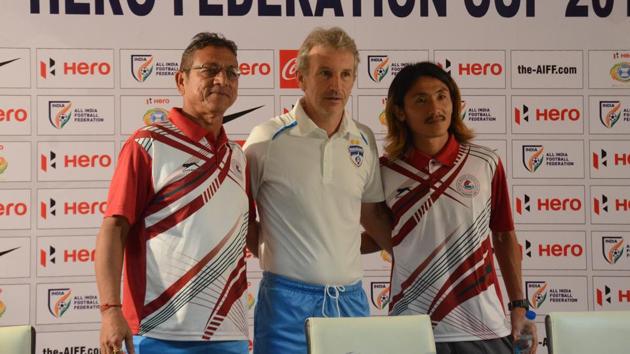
[131,336,248,354]
[253,272,369,354]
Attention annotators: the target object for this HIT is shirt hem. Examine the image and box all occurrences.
[135,332,248,342]
[434,328,511,342]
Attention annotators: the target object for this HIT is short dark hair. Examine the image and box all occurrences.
[179,32,238,71]
[384,61,474,159]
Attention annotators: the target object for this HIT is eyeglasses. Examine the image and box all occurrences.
[183,63,241,81]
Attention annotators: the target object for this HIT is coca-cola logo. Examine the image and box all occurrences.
[282,58,297,80]
[279,50,299,89]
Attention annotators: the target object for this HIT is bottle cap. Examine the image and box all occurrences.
[525,310,537,320]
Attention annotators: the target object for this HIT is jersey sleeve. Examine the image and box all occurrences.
[489,159,515,232]
[361,127,385,203]
[104,138,154,226]
[245,161,257,224]
[243,124,269,200]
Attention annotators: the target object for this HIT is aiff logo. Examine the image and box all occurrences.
[370,282,390,310]
[48,101,72,129]
[522,145,544,173]
[367,55,389,82]
[602,236,624,264]
[526,281,548,309]
[460,100,467,120]
[131,55,154,82]
[48,288,72,318]
[599,101,621,128]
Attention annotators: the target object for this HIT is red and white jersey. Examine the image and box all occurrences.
[105,108,250,341]
[382,136,514,342]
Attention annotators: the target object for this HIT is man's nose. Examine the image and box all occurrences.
[213,69,230,85]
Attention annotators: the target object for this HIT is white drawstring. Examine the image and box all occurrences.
[321,285,346,317]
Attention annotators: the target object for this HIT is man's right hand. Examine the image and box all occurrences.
[100,309,135,354]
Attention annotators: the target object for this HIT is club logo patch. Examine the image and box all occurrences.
[348,144,364,167]
[456,174,480,197]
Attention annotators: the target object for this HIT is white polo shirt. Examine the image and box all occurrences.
[244,99,384,285]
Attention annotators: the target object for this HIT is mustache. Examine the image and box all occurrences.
[324,90,344,98]
[426,113,447,122]
[202,86,231,100]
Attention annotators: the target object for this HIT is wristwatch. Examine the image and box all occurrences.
[508,299,530,311]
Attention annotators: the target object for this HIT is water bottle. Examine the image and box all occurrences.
[513,310,536,354]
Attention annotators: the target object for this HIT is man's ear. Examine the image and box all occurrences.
[175,71,186,95]
[297,70,305,90]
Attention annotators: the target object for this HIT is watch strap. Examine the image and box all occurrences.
[508,299,529,311]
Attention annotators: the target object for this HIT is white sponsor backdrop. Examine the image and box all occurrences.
[1,1,630,352]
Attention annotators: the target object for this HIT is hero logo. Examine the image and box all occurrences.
[593,194,630,214]
[40,150,111,172]
[40,57,111,79]
[239,62,271,76]
[0,107,28,122]
[279,50,298,89]
[441,58,502,76]
[0,201,28,216]
[524,240,583,258]
[514,104,580,125]
[40,246,95,267]
[596,285,630,306]
[40,198,107,219]
[516,194,582,214]
[593,149,630,169]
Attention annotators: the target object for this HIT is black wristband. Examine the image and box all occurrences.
[508,299,530,311]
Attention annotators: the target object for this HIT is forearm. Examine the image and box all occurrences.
[360,231,382,254]
[493,230,524,301]
[246,219,260,258]
[95,216,128,305]
[360,202,393,254]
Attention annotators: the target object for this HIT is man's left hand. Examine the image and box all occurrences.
[511,308,538,353]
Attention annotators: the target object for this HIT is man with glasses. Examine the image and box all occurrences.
[244,27,392,354]
[95,32,252,354]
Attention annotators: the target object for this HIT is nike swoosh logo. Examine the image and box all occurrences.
[224,105,264,123]
[0,58,20,68]
[0,247,20,257]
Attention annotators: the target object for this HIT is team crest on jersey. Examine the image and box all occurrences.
[455,174,480,197]
[348,144,364,167]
